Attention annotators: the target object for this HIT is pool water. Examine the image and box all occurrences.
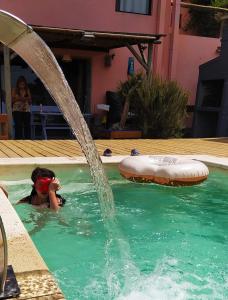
[6,165,228,300]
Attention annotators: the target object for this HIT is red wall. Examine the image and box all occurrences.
[176,34,220,105]
[0,0,168,113]
[1,0,220,116]
[0,0,158,34]
[53,47,145,113]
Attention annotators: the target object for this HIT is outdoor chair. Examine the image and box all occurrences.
[31,105,72,140]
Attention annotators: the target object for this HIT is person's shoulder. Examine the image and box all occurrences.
[17,195,31,204]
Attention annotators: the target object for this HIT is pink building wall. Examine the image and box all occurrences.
[0,0,159,33]
[153,1,172,78]
[162,1,221,104]
[0,0,222,117]
[91,48,145,112]
[0,0,169,113]
[176,34,220,105]
[53,46,147,113]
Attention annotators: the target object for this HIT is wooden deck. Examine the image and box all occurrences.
[0,138,227,158]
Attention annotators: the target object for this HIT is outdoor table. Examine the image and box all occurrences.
[31,106,93,139]
[40,111,71,140]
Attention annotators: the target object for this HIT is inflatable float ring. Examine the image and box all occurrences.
[119,156,209,186]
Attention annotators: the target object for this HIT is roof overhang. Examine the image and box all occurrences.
[32,26,165,52]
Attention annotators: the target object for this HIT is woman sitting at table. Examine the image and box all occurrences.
[12,76,32,139]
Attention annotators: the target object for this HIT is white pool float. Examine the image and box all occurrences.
[119,156,209,186]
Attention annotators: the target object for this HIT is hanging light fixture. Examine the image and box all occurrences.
[104,53,115,67]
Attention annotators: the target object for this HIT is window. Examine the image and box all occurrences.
[116,0,151,15]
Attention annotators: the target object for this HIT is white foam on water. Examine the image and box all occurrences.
[0,179,31,185]
[61,182,95,195]
[116,273,190,300]
[115,257,228,300]
[109,180,132,185]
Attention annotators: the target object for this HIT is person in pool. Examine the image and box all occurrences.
[18,167,65,211]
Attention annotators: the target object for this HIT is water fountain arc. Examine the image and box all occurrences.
[0,10,115,219]
[0,11,140,297]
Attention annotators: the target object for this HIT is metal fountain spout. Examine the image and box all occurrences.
[0,10,32,46]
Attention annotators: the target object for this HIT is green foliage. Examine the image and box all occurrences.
[186,0,222,37]
[212,0,228,8]
[117,73,142,103]
[212,0,228,20]
[117,74,189,138]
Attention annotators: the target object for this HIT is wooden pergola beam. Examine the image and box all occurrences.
[181,2,228,13]
[127,44,149,72]
[137,44,146,65]
[127,42,155,76]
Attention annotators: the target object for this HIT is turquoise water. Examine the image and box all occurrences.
[5,165,228,299]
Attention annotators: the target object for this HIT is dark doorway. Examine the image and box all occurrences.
[0,55,91,113]
[0,55,91,139]
[59,58,91,113]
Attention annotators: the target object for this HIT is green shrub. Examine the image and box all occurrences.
[118,74,189,138]
[117,73,142,103]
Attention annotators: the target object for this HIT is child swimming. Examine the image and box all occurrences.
[18,167,65,211]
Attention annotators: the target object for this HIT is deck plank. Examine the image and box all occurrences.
[48,140,83,155]
[0,142,14,157]
[0,138,227,158]
[26,140,71,157]
[15,140,57,157]
[5,140,42,157]
[0,141,23,157]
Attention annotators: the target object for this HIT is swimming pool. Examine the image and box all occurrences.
[5,165,228,299]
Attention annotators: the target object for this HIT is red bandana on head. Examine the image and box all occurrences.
[35,177,52,193]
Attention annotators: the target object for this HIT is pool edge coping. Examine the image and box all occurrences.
[0,189,65,299]
[0,154,228,169]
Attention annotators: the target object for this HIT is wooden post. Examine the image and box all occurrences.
[168,0,181,80]
[147,43,153,76]
[3,46,13,139]
[153,0,170,77]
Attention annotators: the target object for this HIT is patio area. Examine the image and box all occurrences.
[0,138,228,158]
